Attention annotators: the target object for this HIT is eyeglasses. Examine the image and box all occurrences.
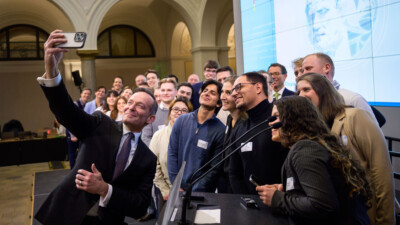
[172,107,189,114]
[230,82,256,95]
[205,69,217,73]
[268,72,281,76]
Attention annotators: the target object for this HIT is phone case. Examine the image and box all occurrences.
[55,32,86,48]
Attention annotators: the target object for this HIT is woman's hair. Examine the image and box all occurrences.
[224,76,248,120]
[102,90,119,112]
[110,96,127,120]
[276,96,371,200]
[297,73,345,125]
[166,97,193,124]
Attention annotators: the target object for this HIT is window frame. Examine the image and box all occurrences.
[0,24,49,61]
[97,25,155,58]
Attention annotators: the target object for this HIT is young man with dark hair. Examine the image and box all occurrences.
[166,74,179,83]
[190,60,220,110]
[229,72,288,195]
[168,79,225,192]
[216,66,234,83]
[145,69,160,89]
[112,76,123,95]
[176,82,193,101]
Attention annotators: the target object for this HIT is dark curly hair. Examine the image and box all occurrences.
[275,96,371,200]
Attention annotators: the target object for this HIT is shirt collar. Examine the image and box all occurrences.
[122,123,141,140]
[273,87,285,96]
[332,80,340,90]
[159,102,168,110]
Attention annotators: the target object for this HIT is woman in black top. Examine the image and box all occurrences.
[257,96,371,225]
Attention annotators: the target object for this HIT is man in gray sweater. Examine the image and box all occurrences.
[142,78,177,146]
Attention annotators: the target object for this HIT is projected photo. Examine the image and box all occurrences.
[240,0,400,106]
[305,0,376,60]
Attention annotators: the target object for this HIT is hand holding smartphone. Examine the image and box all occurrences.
[249,174,262,187]
[55,32,86,48]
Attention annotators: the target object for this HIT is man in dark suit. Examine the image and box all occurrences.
[35,30,157,225]
[190,60,220,110]
[268,63,295,101]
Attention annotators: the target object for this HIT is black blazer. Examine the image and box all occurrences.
[271,139,370,225]
[282,88,295,97]
[35,81,156,225]
[190,81,203,110]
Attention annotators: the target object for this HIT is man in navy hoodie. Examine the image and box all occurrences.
[168,80,225,192]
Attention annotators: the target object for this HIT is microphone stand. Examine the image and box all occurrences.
[179,122,282,225]
[188,116,277,185]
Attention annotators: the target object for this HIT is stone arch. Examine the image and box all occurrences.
[171,22,192,57]
[0,0,73,34]
[170,21,193,80]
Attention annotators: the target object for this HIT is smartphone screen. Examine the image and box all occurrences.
[249,174,261,186]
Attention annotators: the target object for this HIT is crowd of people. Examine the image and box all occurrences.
[36,30,396,225]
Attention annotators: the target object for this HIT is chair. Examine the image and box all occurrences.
[3,119,24,133]
[386,136,400,225]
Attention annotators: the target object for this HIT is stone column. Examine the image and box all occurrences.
[191,46,219,79]
[217,46,230,69]
[76,50,99,92]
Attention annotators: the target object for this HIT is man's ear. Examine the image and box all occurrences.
[146,115,156,125]
[255,83,263,95]
[323,63,331,75]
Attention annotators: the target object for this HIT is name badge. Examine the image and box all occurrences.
[286,177,294,191]
[158,125,166,131]
[341,135,348,146]
[197,139,208,149]
[241,142,253,152]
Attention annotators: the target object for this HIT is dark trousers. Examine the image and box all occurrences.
[67,138,79,169]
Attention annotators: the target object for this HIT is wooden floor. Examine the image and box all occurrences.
[0,162,69,225]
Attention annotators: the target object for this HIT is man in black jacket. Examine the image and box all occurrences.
[229,72,288,195]
[35,30,157,225]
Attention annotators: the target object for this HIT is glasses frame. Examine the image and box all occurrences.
[171,107,189,114]
[268,72,282,76]
[230,82,256,95]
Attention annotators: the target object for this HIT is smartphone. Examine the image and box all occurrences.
[240,197,259,208]
[249,174,261,187]
[55,32,86,48]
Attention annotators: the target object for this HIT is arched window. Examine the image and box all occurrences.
[97,25,155,58]
[0,24,49,60]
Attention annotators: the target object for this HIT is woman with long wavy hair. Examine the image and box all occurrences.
[257,96,371,225]
[297,73,395,224]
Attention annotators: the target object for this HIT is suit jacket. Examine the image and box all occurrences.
[35,81,157,225]
[190,81,203,110]
[331,107,395,225]
[271,139,370,225]
[282,87,295,97]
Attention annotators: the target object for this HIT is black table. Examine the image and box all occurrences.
[0,136,67,166]
[158,192,289,225]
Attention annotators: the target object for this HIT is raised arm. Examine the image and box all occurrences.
[38,30,99,140]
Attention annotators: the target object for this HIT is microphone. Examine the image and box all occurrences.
[188,115,278,184]
[179,121,282,225]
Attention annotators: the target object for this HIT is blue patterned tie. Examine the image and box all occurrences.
[112,133,134,180]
